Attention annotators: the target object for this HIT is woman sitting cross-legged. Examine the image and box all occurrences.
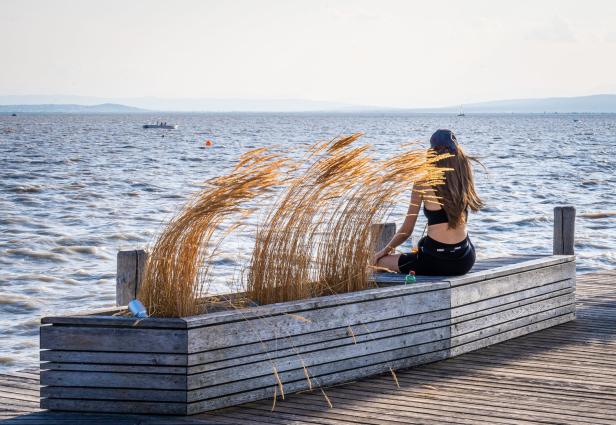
[374,129,484,276]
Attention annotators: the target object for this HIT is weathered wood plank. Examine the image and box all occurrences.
[448,255,574,287]
[184,281,450,329]
[40,314,186,329]
[187,286,450,352]
[451,278,574,318]
[187,308,451,372]
[371,222,396,253]
[41,363,186,375]
[450,311,576,356]
[554,206,576,255]
[450,261,575,306]
[40,370,186,390]
[40,325,187,353]
[187,325,451,390]
[40,350,187,366]
[41,398,186,415]
[40,386,186,403]
[185,297,574,393]
[116,250,147,307]
[187,287,574,376]
[451,294,575,337]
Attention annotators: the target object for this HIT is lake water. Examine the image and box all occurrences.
[1,112,615,372]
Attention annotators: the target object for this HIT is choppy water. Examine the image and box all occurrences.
[1,112,615,371]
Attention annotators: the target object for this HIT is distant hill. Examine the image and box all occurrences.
[0,96,357,113]
[1,94,616,113]
[409,94,616,114]
[0,103,147,113]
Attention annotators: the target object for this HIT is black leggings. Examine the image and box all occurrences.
[398,235,475,276]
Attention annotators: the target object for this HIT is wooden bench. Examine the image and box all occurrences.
[39,206,577,415]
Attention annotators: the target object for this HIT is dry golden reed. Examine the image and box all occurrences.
[140,133,448,317]
[138,148,287,317]
[247,133,448,305]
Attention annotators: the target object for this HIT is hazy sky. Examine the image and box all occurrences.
[2,0,616,107]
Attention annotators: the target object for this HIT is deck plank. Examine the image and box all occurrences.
[1,270,615,424]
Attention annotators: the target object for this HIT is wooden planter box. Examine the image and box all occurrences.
[40,254,576,415]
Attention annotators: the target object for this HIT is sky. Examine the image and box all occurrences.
[1,0,616,108]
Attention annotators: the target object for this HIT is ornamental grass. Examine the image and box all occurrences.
[139,134,448,317]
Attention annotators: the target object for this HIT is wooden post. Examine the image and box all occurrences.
[371,223,396,253]
[553,206,576,255]
[116,250,148,306]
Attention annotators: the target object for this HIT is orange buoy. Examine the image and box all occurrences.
[204,139,213,147]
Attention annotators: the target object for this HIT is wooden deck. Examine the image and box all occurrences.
[2,270,615,424]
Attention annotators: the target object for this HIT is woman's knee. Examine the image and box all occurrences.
[376,254,400,273]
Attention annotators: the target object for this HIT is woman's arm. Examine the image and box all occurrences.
[373,186,422,261]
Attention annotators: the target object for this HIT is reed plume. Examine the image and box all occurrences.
[138,148,287,317]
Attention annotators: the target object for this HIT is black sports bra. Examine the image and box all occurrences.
[423,205,449,225]
[424,205,469,226]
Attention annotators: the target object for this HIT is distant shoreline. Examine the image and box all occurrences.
[3,110,616,115]
[2,94,616,114]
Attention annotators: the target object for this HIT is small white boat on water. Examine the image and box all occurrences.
[143,122,178,129]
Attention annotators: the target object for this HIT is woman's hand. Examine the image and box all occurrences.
[372,247,391,266]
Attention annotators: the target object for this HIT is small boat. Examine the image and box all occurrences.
[457,105,465,117]
[143,122,178,129]
[11,113,17,117]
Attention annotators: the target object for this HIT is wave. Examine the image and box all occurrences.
[4,248,66,262]
[578,211,616,219]
[6,184,45,193]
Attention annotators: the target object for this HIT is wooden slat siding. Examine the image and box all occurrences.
[187,309,452,372]
[448,255,574,287]
[183,295,574,400]
[451,292,575,330]
[184,280,451,329]
[451,278,574,317]
[40,325,187,353]
[451,300,575,343]
[187,325,451,390]
[40,350,187,366]
[41,369,186,390]
[41,398,187,415]
[187,286,573,378]
[40,314,186,329]
[450,260,575,306]
[187,284,450,352]
[40,386,186,403]
[181,260,575,405]
[186,260,571,368]
[41,363,187,375]
[194,318,570,408]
